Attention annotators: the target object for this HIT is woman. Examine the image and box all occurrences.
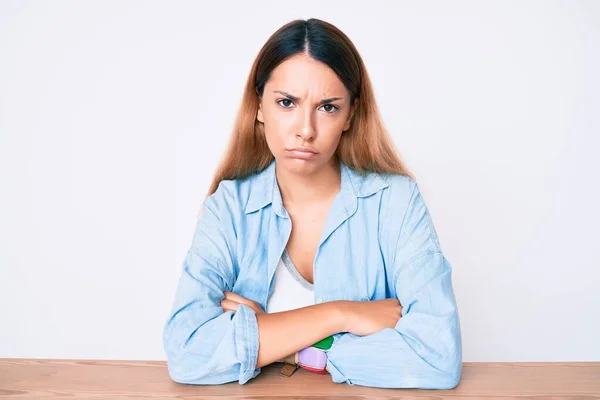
[163,18,462,389]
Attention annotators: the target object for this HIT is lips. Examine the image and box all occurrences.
[287,147,318,160]
[289,147,317,153]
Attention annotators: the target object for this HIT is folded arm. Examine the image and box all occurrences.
[163,191,346,385]
[325,180,463,389]
[326,251,462,389]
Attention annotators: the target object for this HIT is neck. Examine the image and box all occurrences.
[275,157,341,207]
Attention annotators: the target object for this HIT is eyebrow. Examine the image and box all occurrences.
[272,90,344,105]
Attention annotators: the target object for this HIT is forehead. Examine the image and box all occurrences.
[266,54,348,97]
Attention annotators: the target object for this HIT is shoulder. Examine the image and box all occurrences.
[203,169,264,219]
[379,172,443,255]
[375,171,434,240]
[192,174,256,253]
[344,162,416,202]
[350,167,421,230]
[202,174,256,217]
[377,171,420,210]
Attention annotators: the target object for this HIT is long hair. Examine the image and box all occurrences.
[206,18,415,198]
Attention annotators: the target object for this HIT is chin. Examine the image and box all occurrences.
[281,156,323,175]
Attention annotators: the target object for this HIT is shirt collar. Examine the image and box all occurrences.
[244,158,390,215]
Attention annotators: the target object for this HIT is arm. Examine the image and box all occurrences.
[325,181,462,389]
[163,191,346,385]
[255,305,344,368]
[162,197,258,385]
[222,291,341,368]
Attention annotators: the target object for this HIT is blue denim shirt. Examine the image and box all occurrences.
[163,158,462,389]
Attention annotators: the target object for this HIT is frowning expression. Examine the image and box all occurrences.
[257,53,357,174]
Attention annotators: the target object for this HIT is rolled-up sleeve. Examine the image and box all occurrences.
[162,195,261,385]
[326,180,462,389]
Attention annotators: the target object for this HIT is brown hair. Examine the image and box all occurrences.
[206,18,415,198]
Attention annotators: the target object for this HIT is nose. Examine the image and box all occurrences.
[296,106,316,142]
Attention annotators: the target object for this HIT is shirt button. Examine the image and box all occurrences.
[316,297,323,304]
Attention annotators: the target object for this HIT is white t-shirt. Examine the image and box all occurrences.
[266,249,314,313]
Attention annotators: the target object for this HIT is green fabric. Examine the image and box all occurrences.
[311,335,333,350]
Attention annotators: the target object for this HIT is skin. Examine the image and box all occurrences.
[221,53,403,369]
[257,52,358,287]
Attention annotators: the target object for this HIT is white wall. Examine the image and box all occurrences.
[1,1,598,361]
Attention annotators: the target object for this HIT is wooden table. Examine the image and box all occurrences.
[1,359,599,399]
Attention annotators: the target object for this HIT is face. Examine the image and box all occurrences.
[256,53,357,175]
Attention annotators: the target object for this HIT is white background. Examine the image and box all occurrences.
[1,1,599,361]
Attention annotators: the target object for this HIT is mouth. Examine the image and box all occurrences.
[287,147,318,160]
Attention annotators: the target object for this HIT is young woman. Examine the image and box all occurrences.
[163,18,462,389]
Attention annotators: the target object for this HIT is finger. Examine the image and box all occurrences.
[221,300,239,312]
[224,291,250,304]
[224,292,258,309]
[224,292,265,314]
[220,299,240,312]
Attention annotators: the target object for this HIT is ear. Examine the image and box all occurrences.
[257,101,264,123]
[342,99,358,132]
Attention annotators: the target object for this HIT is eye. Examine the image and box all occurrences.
[276,99,340,114]
[320,104,340,114]
[277,99,295,108]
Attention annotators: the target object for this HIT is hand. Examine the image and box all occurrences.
[341,298,403,336]
[220,291,265,315]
